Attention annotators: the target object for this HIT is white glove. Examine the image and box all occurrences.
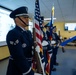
[51,40,56,45]
[35,45,40,53]
[49,53,52,58]
[34,73,42,75]
[57,43,59,47]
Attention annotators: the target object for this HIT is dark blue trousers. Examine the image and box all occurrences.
[6,59,34,75]
[53,47,59,64]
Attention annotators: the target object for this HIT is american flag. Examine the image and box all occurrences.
[39,16,44,30]
[34,0,43,53]
[33,0,46,74]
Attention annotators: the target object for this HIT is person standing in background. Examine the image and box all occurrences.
[44,24,56,72]
[51,26,61,66]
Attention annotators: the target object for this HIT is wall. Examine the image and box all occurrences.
[0,46,10,60]
[0,22,76,60]
[54,22,76,39]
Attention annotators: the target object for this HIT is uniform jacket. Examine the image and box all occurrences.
[52,32,60,44]
[6,25,34,75]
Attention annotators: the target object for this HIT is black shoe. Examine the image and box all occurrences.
[54,62,59,66]
[51,68,56,71]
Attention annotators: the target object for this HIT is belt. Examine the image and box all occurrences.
[26,58,32,61]
[9,56,32,61]
[9,57,14,60]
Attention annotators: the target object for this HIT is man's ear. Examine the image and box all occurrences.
[14,17,18,23]
[14,17,21,25]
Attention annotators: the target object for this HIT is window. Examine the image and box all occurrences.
[0,7,15,46]
[64,23,76,31]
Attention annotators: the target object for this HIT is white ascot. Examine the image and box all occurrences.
[42,40,48,46]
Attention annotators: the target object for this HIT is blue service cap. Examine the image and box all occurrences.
[44,23,50,27]
[10,6,29,18]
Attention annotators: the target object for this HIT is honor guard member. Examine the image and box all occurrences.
[42,23,53,75]
[6,6,40,75]
[51,26,61,66]
[44,23,56,71]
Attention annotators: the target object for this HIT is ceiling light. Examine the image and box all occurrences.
[44,18,56,21]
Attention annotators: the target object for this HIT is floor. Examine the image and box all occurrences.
[0,58,8,75]
[0,46,76,75]
[52,46,76,75]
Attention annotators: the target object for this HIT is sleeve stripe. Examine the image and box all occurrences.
[48,49,52,52]
[23,67,31,75]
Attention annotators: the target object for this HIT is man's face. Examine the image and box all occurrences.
[53,28,56,32]
[46,27,50,31]
[15,15,29,28]
[20,16,29,26]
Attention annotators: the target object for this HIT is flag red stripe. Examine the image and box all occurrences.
[35,22,43,53]
[35,23,43,41]
[35,23,40,30]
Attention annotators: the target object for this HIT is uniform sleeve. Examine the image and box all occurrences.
[6,31,34,74]
[56,33,61,40]
[46,31,50,39]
